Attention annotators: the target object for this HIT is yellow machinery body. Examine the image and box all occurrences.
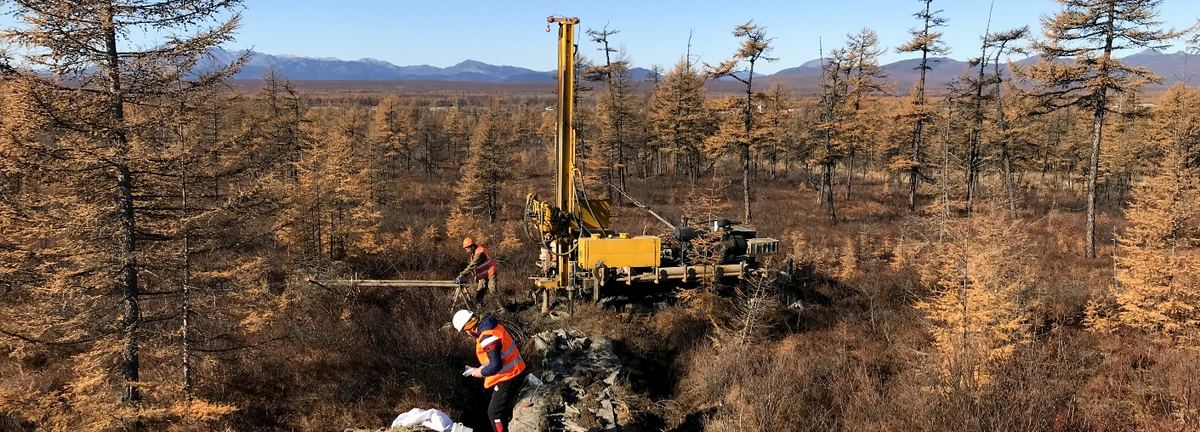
[531,16,778,311]
[577,234,661,269]
[528,197,611,237]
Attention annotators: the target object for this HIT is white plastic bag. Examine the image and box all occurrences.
[391,407,454,432]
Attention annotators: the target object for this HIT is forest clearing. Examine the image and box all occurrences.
[2,0,1200,431]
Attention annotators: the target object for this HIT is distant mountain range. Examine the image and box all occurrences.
[209,48,558,82]
[210,48,657,82]
[213,48,1200,89]
[771,50,1200,92]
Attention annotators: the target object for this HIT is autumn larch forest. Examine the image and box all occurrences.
[1,0,1200,431]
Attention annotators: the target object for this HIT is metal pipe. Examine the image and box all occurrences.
[309,279,461,288]
[604,263,751,283]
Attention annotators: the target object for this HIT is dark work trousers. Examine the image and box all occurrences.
[475,275,496,305]
[487,370,527,432]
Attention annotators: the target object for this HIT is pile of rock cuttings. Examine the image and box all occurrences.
[346,329,624,432]
[511,329,623,432]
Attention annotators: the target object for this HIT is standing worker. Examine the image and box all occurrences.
[455,237,497,305]
[453,309,527,432]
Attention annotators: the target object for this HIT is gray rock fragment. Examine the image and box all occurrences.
[599,400,616,426]
[602,371,619,385]
[532,335,551,353]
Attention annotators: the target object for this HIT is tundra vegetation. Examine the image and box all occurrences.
[1,0,1200,431]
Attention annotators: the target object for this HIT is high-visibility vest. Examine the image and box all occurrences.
[472,246,497,279]
[475,323,525,389]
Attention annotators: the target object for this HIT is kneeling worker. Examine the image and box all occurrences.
[453,309,526,432]
[455,237,497,304]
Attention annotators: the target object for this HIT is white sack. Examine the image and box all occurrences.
[391,407,454,432]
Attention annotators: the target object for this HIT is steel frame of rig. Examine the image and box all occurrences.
[526,16,780,314]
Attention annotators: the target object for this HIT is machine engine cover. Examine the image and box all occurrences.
[578,235,661,269]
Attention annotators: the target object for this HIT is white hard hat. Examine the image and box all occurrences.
[452,309,476,332]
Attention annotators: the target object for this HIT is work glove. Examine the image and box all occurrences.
[454,276,463,284]
[463,366,478,377]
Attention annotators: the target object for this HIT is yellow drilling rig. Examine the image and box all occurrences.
[526,17,780,313]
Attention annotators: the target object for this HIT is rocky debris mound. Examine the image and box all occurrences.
[511,329,622,432]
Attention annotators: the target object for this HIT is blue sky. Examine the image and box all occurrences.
[6,1,1200,74]
[230,0,1199,73]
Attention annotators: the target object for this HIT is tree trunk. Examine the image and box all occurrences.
[824,161,836,222]
[909,2,933,212]
[845,150,855,200]
[104,4,141,407]
[1002,143,1018,219]
[742,144,752,222]
[910,121,923,212]
[823,131,836,222]
[1086,102,1105,259]
[995,70,1018,220]
[941,103,953,242]
[425,134,434,178]
[181,170,193,397]
[743,70,754,222]
[770,141,778,180]
[117,166,141,406]
[966,127,980,214]
[1083,3,1117,260]
[616,122,626,205]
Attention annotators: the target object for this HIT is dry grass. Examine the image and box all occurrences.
[2,117,1190,431]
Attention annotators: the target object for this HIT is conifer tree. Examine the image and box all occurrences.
[989,27,1030,219]
[759,82,795,180]
[948,24,1028,216]
[445,105,474,161]
[372,94,405,179]
[650,59,710,182]
[955,26,995,215]
[842,28,890,200]
[705,95,759,180]
[1020,0,1181,259]
[1104,86,1155,202]
[253,67,305,182]
[456,100,514,223]
[280,107,383,262]
[599,61,638,200]
[584,27,638,201]
[0,0,245,424]
[645,64,664,88]
[814,45,851,222]
[706,20,777,222]
[896,0,950,211]
[916,206,1035,387]
[0,0,250,424]
[161,79,290,410]
[511,103,542,149]
[788,97,822,185]
[415,101,443,177]
[1088,83,1200,344]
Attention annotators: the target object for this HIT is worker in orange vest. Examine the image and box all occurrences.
[455,237,497,305]
[453,309,527,432]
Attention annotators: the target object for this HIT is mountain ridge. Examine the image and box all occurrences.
[212,48,1200,88]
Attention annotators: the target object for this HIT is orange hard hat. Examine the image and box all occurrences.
[462,237,476,248]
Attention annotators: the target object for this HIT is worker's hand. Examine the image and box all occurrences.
[454,276,463,285]
[470,368,483,378]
